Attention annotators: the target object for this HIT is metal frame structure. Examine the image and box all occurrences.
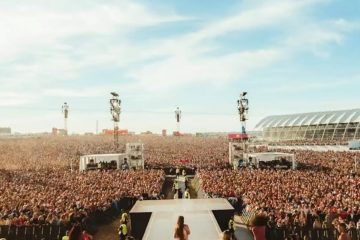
[354,122,360,140]
[255,109,360,141]
[237,92,249,134]
[175,107,181,133]
[110,92,121,147]
[61,102,69,135]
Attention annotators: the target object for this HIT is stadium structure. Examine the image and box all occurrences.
[255,108,360,141]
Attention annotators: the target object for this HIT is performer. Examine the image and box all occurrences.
[174,216,190,240]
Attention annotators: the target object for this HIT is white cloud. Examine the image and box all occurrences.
[131,48,285,91]
[120,0,337,91]
[286,25,344,47]
[42,88,105,98]
[0,92,40,106]
[191,0,324,41]
[1,0,358,133]
[0,0,186,61]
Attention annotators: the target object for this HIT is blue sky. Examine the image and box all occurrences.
[0,0,359,134]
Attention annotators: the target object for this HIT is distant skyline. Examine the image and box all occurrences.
[0,0,359,134]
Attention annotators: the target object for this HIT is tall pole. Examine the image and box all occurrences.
[96,120,99,135]
[62,102,69,135]
[114,121,119,145]
[175,107,181,133]
[110,92,121,148]
[237,92,249,134]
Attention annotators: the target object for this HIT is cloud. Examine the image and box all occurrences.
[0,0,187,61]
[0,0,190,93]
[42,88,105,98]
[1,0,359,133]
[285,23,344,48]
[124,0,333,91]
[131,48,285,91]
[191,0,325,41]
[0,92,40,106]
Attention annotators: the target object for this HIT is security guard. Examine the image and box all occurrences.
[173,180,179,193]
[121,213,128,224]
[118,222,128,240]
[184,188,190,199]
[228,216,235,235]
[62,231,70,240]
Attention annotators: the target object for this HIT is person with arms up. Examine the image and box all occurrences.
[337,223,350,240]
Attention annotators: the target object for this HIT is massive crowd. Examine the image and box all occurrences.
[0,135,230,170]
[0,169,164,226]
[197,149,360,233]
[0,135,230,229]
[0,135,360,239]
[143,135,229,169]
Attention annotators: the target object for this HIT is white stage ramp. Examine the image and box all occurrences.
[130,199,234,240]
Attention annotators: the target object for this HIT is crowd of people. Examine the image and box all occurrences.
[0,135,230,170]
[197,148,360,238]
[143,135,230,169]
[1,135,360,239]
[0,169,164,227]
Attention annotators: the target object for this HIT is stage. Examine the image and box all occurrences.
[129,199,234,240]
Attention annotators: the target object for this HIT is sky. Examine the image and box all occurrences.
[0,0,359,134]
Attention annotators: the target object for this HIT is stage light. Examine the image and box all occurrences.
[111,111,120,122]
[110,99,121,114]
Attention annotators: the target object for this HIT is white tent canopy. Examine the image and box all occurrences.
[79,153,127,171]
[245,152,296,169]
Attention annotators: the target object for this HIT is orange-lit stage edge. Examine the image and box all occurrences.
[129,199,234,240]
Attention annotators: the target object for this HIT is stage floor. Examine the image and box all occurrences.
[130,199,233,240]
[130,198,233,213]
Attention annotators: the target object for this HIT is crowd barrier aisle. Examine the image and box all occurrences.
[0,196,143,240]
[146,166,197,176]
[239,209,256,225]
[265,227,360,240]
[0,225,67,240]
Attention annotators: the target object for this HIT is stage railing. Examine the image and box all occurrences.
[0,196,145,240]
[265,226,360,240]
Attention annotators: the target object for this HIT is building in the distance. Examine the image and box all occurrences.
[255,108,360,141]
[0,127,11,135]
[102,129,128,135]
[52,128,67,136]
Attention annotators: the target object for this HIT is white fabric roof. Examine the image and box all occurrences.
[255,109,360,130]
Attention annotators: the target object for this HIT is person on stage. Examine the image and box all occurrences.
[174,216,190,240]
